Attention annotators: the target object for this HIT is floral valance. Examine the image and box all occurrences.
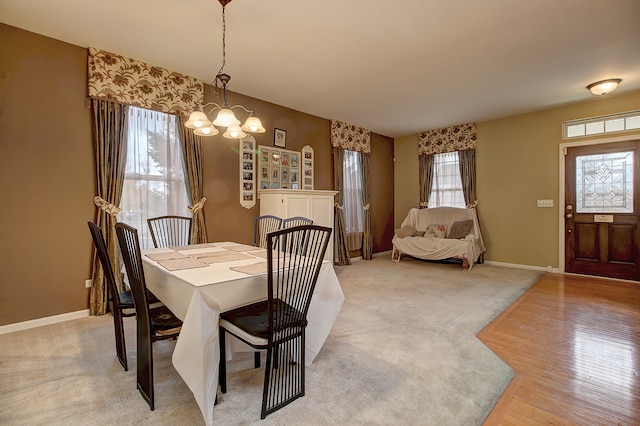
[418,122,477,155]
[331,120,371,153]
[88,47,203,116]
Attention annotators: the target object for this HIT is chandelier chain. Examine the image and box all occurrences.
[217,4,226,78]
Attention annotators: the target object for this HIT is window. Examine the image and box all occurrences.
[564,110,640,139]
[118,107,190,248]
[343,150,364,250]
[430,152,466,208]
[575,151,633,213]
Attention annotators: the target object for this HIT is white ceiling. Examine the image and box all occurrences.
[2,0,639,138]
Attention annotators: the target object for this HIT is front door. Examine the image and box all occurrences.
[565,140,640,281]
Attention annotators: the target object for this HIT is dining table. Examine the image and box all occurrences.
[141,241,344,425]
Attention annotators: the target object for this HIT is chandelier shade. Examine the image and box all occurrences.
[185,0,265,139]
[212,108,241,127]
[241,113,266,133]
[185,107,212,129]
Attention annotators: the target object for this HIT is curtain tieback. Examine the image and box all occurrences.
[334,203,344,210]
[94,196,121,216]
[466,200,479,209]
[188,197,207,213]
[419,201,429,208]
[363,203,370,210]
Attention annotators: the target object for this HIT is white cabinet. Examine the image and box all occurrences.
[258,189,337,261]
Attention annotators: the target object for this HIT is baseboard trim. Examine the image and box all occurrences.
[0,309,90,335]
[483,260,552,272]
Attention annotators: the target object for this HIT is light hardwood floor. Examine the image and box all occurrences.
[478,273,640,425]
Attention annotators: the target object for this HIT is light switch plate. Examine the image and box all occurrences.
[537,199,553,207]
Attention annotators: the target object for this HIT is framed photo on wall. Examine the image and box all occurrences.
[258,145,301,190]
[274,128,286,147]
[239,136,256,209]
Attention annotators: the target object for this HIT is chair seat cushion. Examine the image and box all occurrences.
[220,299,305,341]
[119,289,161,309]
[150,306,182,335]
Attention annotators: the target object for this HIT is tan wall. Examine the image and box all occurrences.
[0,25,94,325]
[393,134,420,228]
[0,23,395,326]
[395,90,640,268]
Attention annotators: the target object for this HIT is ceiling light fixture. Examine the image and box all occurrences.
[586,79,622,96]
[185,0,265,139]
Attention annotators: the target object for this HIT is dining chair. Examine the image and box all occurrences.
[219,224,331,419]
[281,216,313,229]
[147,215,193,248]
[88,222,164,371]
[115,222,183,411]
[253,215,283,248]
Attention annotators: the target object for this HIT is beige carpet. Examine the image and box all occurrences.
[0,256,543,425]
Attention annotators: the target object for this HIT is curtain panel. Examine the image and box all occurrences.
[178,116,208,244]
[418,122,477,155]
[458,149,478,207]
[330,120,371,153]
[88,47,202,116]
[418,154,434,208]
[361,152,373,260]
[332,148,351,265]
[90,99,128,316]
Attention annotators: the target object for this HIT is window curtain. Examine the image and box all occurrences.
[332,148,351,265]
[458,148,482,262]
[458,149,478,207]
[88,47,204,315]
[178,117,208,244]
[418,123,477,208]
[360,152,372,260]
[331,120,372,263]
[90,99,128,316]
[418,154,434,208]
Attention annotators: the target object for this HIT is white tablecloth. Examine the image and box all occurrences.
[141,242,344,425]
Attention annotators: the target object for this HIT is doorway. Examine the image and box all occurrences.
[564,139,640,281]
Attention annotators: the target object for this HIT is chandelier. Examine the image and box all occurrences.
[185,0,265,139]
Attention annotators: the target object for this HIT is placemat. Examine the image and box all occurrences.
[157,258,209,271]
[194,251,255,264]
[168,243,215,251]
[248,249,269,258]
[145,252,189,261]
[230,261,268,275]
[224,244,264,252]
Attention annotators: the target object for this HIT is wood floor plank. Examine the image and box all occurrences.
[478,273,640,425]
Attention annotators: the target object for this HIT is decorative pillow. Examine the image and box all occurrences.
[395,225,418,238]
[447,220,474,239]
[424,224,447,238]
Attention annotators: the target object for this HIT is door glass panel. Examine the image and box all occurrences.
[575,151,634,213]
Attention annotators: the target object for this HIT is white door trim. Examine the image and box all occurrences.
[558,134,640,273]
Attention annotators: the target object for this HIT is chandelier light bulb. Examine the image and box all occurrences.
[223,125,247,139]
[185,109,211,129]
[241,115,266,133]
[194,126,219,137]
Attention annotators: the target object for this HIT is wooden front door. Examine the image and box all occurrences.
[565,140,640,281]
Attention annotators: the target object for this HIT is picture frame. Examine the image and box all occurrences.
[239,136,257,209]
[257,145,301,191]
[301,145,314,190]
[274,128,286,147]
